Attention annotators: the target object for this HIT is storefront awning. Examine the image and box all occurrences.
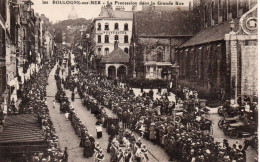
[0,114,45,145]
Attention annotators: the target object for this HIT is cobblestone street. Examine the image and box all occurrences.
[46,66,85,162]
[64,86,170,162]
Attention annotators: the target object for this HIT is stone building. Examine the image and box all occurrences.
[0,0,8,104]
[93,5,133,56]
[175,0,257,102]
[130,10,199,79]
[102,42,129,79]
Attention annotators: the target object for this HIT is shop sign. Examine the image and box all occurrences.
[97,31,127,35]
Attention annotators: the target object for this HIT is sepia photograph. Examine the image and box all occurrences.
[0,0,258,161]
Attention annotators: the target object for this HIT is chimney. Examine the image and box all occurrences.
[114,40,119,49]
[115,6,125,11]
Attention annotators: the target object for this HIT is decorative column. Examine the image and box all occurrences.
[105,65,108,77]
[115,65,118,79]
[225,31,238,103]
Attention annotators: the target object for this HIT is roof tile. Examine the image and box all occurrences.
[102,47,129,63]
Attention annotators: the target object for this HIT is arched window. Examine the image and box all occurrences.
[124,48,129,54]
[97,48,101,55]
[105,35,109,43]
[124,35,128,43]
[114,35,118,41]
[124,23,128,31]
[105,48,109,55]
[97,35,101,43]
[105,23,109,30]
[97,23,101,30]
[114,23,119,30]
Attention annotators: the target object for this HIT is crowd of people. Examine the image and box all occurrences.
[54,61,105,161]
[16,59,68,162]
[64,51,249,162]
[109,129,149,162]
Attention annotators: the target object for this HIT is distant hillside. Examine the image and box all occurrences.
[51,18,92,43]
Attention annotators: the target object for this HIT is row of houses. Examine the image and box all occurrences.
[89,0,257,102]
[0,0,55,111]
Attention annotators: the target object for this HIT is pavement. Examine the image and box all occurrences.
[46,65,85,162]
[132,87,258,162]
[46,66,257,162]
[69,90,170,162]
[209,113,258,162]
[63,89,111,162]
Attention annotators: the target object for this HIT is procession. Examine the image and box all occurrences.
[0,0,258,162]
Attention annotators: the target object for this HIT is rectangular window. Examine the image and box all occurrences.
[105,35,109,43]
[105,24,109,30]
[97,35,101,43]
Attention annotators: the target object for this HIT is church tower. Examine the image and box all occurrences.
[68,6,78,20]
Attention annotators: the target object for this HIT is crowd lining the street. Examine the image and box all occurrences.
[57,52,250,162]
[15,59,67,162]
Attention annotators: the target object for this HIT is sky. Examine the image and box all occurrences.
[31,0,191,23]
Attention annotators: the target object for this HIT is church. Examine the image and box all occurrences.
[68,6,78,20]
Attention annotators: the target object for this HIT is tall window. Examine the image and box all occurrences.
[105,35,109,43]
[204,5,208,27]
[114,35,118,41]
[124,23,128,31]
[223,0,227,21]
[211,1,215,21]
[105,48,109,55]
[97,23,101,30]
[114,23,119,30]
[105,23,109,30]
[97,48,101,55]
[227,0,231,20]
[124,48,129,54]
[97,35,101,43]
[124,35,128,43]
[218,0,222,20]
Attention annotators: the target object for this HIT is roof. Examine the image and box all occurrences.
[179,19,240,48]
[102,47,129,63]
[135,11,199,37]
[95,8,133,20]
[0,114,45,144]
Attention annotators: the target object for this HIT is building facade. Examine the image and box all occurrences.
[93,5,133,57]
[175,0,257,102]
[0,0,55,114]
[130,10,199,79]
